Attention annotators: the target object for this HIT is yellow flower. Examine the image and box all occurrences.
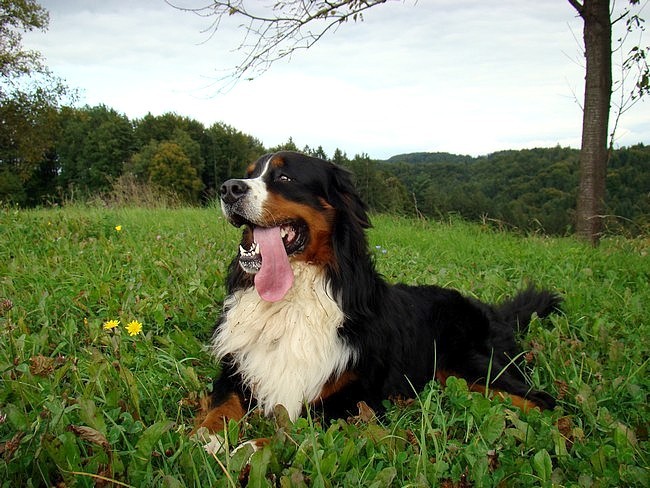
[115,225,122,232]
[103,319,120,330]
[126,320,143,336]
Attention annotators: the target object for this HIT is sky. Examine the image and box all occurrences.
[24,0,650,159]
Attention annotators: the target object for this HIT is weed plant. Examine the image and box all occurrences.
[0,208,647,486]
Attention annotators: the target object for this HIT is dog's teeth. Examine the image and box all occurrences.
[239,242,261,257]
[280,227,287,238]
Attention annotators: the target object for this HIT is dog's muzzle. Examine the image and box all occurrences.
[220,179,249,205]
[220,179,255,227]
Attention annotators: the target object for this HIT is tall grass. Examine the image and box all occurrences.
[0,208,648,486]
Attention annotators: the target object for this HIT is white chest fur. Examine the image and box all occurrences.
[210,263,354,420]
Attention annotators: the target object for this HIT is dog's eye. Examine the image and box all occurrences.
[277,174,292,182]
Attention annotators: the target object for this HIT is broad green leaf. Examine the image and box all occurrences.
[118,362,141,419]
[479,413,505,445]
[77,397,107,435]
[369,467,397,488]
[532,449,552,485]
[247,446,272,488]
[127,420,174,485]
[320,451,338,477]
[41,432,82,485]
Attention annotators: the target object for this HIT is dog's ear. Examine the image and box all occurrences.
[326,162,377,317]
[327,163,371,229]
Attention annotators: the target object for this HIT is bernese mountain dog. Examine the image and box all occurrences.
[196,151,560,435]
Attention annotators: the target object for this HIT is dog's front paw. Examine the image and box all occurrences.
[200,431,227,455]
[194,426,269,462]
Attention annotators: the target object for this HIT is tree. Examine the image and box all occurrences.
[57,105,134,194]
[127,137,205,203]
[0,0,49,95]
[133,112,206,149]
[268,136,299,153]
[0,83,61,204]
[148,141,203,202]
[302,144,328,160]
[132,112,208,188]
[128,114,265,200]
[342,153,410,213]
[1,0,70,204]
[567,0,612,245]
[204,122,264,193]
[177,1,647,243]
[568,0,648,244]
[332,148,349,166]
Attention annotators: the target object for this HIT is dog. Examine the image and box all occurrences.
[196,151,560,435]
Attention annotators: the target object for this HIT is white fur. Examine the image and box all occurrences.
[210,263,355,420]
[220,156,271,223]
[244,157,271,220]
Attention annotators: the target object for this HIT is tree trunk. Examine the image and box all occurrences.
[572,0,612,245]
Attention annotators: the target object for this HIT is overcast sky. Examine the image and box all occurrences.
[25,0,649,159]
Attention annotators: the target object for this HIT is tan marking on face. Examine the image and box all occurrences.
[270,155,285,168]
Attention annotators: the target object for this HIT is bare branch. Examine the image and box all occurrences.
[609,0,649,149]
[567,0,584,16]
[168,0,393,90]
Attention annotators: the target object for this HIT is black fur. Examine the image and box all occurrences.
[208,151,560,422]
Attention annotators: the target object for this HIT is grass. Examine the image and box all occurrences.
[0,206,648,487]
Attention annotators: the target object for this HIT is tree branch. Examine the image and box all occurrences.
[168,0,392,90]
[567,0,584,16]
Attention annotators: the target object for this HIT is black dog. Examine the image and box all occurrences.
[196,151,559,433]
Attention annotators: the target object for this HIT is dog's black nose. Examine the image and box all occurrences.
[220,179,249,204]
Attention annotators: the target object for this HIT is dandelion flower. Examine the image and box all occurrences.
[103,319,120,330]
[126,320,143,336]
[115,225,122,232]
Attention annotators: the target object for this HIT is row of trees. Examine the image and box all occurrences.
[1,105,266,205]
[0,98,406,207]
[1,98,648,235]
[1,1,647,237]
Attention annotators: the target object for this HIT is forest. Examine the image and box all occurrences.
[1,104,648,236]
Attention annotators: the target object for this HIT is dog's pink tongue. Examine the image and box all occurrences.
[253,226,294,302]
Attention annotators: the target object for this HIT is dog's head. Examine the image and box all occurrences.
[220,151,369,302]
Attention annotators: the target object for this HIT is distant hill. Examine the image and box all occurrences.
[374,145,649,235]
[383,152,474,164]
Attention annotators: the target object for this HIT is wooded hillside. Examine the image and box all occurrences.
[379,145,649,236]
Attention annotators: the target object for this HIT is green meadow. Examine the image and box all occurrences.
[0,206,648,487]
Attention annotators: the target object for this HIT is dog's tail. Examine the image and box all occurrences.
[496,286,562,333]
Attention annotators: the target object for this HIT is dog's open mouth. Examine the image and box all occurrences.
[239,221,308,270]
[237,220,308,302]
